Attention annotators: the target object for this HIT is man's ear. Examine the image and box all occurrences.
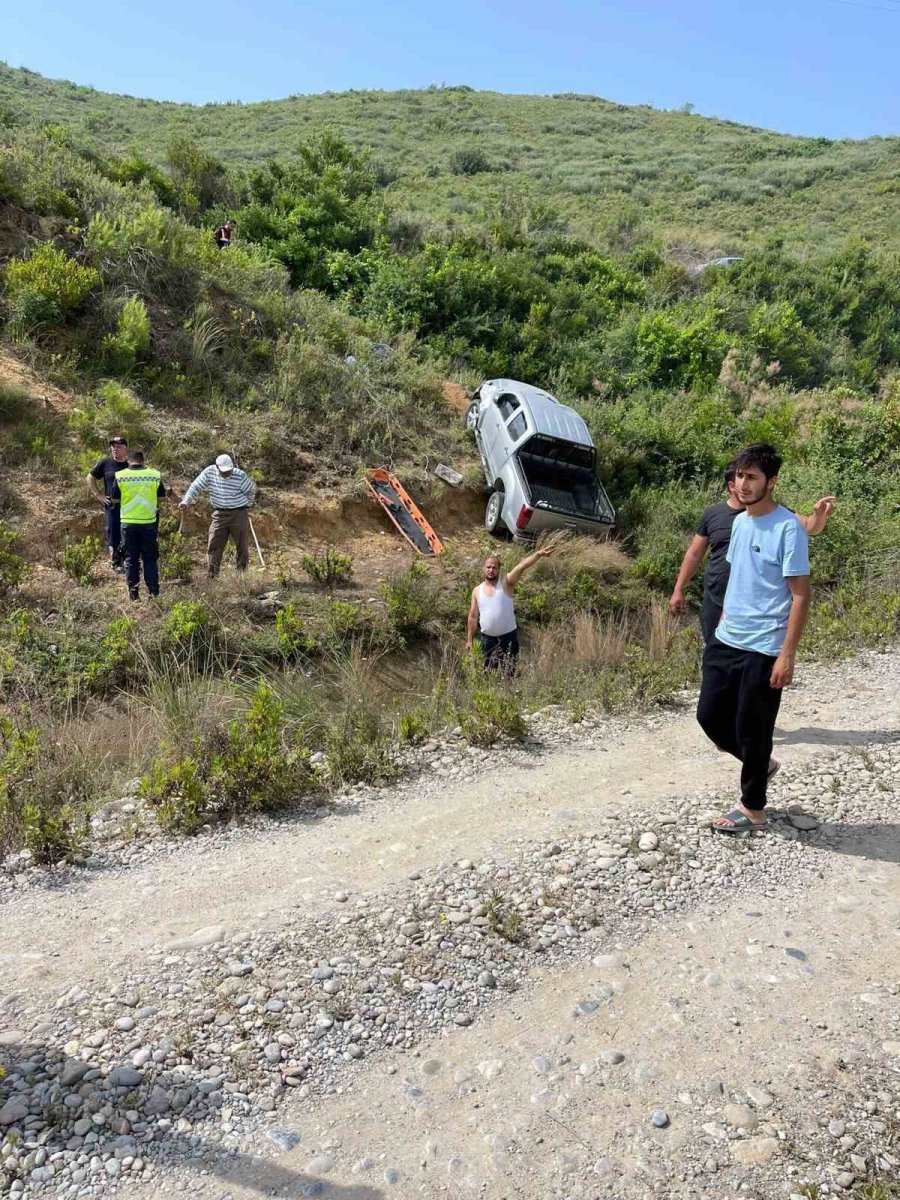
[768,474,778,495]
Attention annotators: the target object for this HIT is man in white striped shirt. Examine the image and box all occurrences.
[179,454,258,577]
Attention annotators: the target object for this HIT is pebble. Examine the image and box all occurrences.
[650,1109,670,1128]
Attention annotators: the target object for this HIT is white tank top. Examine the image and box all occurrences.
[476,581,517,636]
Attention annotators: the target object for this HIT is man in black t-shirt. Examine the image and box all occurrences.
[670,460,835,645]
[86,436,130,570]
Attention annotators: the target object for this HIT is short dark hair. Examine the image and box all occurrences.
[724,456,738,487]
[733,443,782,480]
[128,449,146,465]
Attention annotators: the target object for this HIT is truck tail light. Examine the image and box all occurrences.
[515,505,533,530]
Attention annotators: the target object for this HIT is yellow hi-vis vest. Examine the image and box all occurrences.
[116,466,161,525]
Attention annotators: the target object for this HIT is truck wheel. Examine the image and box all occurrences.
[485,491,505,534]
[464,402,480,431]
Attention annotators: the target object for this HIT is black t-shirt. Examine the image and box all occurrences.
[696,501,743,606]
[90,455,130,500]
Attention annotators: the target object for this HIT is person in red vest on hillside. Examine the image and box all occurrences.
[214,219,236,249]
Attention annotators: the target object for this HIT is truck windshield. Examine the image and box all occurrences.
[522,434,595,471]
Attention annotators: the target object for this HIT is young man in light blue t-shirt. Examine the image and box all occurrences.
[696,444,812,834]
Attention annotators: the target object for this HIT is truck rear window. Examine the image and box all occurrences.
[522,434,595,471]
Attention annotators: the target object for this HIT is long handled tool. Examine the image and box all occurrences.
[232,448,265,568]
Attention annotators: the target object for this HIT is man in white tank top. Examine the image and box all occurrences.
[465,546,556,673]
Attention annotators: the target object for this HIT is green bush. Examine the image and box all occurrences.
[381,561,436,644]
[0,717,92,862]
[158,526,192,583]
[140,752,208,834]
[101,295,151,373]
[162,600,214,644]
[325,598,375,645]
[0,522,29,599]
[458,682,527,747]
[398,710,428,744]
[275,603,315,658]
[220,681,313,811]
[324,704,397,787]
[141,682,315,833]
[450,148,490,176]
[301,547,353,587]
[62,535,101,586]
[5,241,100,327]
[69,380,153,452]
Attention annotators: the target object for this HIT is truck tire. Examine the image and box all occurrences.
[485,491,505,535]
[464,402,480,431]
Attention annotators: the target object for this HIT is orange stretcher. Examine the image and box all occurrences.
[365,469,444,556]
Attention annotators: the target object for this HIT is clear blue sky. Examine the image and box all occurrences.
[3,0,898,139]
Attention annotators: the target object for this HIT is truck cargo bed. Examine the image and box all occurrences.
[518,450,615,524]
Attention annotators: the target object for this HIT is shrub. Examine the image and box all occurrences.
[69,380,152,451]
[458,682,527,747]
[141,682,315,833]
[324,705,397,787]
[275,603,315,658]
[162,600,214,644]
[381,561,436,644]
[301,547,354,587]
[5,241,100,327]
[0,717,93,862]
[158,524,192,582]
[398,710,429,744]
[325,598,374,645]
[220,681,313,812]
[101,295,151,373]
[450,148,490,176]
[140,752,208,834]
[62,535,102,586]
[0,522,29,599]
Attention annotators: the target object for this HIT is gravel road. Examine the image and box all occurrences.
[1,648,898,1199]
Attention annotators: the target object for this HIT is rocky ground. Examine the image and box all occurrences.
[1,649,899,1199]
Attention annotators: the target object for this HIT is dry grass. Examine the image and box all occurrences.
[527,613,631,676]
[528,531,629,580]
[648,598,681,662]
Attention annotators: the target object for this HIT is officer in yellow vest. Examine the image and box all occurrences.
[110,450,166,600]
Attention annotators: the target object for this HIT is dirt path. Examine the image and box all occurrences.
[183,844,900,1200]
[1,651,895,1005]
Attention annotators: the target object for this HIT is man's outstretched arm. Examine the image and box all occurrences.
[797,496,836,537]
[670,534,709,614]
[505,545,555,590]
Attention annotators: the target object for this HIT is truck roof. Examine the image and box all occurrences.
[480,379,594,448]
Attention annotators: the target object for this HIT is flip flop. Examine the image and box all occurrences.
[712,808,768,836]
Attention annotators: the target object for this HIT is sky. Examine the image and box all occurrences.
[2,0,899,139]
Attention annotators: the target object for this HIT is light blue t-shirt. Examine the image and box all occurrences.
[715,505,810,656]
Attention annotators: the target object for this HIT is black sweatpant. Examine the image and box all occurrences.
[696,640,782,811]
[701,594,723,647]
[123,524,160,596]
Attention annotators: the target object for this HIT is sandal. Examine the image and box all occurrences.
[767,759,781,781]
[712,808,768,835]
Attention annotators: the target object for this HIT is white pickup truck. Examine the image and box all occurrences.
[465,378,616,538]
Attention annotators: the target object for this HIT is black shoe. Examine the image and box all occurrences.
[129,588,140,601]
[148,590,160,599]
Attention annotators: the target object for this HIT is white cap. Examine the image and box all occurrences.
[215,453,234,473]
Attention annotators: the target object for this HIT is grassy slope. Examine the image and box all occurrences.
[2,64,900,255]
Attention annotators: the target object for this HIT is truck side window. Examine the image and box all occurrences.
[507,412,527,441]
[497,394,520,420]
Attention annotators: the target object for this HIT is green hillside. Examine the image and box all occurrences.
[2,63,900,254]
[1,63,900,858]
